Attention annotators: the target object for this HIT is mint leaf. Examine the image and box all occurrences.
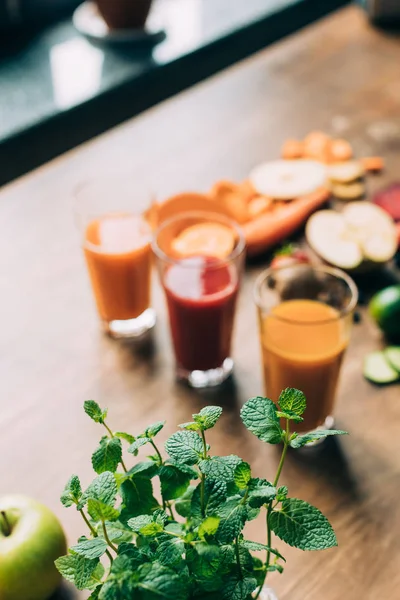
[240,397,283,444]
[128,437,151,456]
[290,430,348,448]
[84,401,107,424]
[120,477,157,521]
[269,498,337,550]
[128,515,152,532]
[146,421,165,438]
[179,421,201,431]
[241,540,286,562]
[191,480,227,519]
[140,522,164,536]
[234,462,251,489]
[278,388,306,417]
[198,456,241,482]
[175,485,195,518]
[114,432,135,445]
[156,538,185,567]
[277,486,288,501]
[55,555,77,584]
[71,538,108,559]
[137,563,188,600]
[128,461,158,478]
[87,586,102,600]
[198,516,220,538]
[193,406,223,430]
[165,430,203,465]
[276,410,304,423]
[81,472,117,508]
[222,575,257,600]
[248,479,276,508]
[92,436,122,475]
[99,520,133,543]
[216,498,247,543]
[188,542,222,581]
[56,555,103,591]
[99,556,136,599]
[87,500,119,522]
[159,464,193,501]
[61,475,82,508]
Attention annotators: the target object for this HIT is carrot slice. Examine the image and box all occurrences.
[248,196,273,218]
[360,156,384,173]
[244,187,331,256]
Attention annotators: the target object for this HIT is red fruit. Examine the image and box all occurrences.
[373,183,400,222]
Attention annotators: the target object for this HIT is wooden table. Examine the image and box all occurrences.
[1,6,400,599]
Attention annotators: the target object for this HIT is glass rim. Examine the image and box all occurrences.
[253,263,358,324]
[151,210,246,268]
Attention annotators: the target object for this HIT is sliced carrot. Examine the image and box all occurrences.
[360,156,384,173]
[330,139,353,162]
[248,196,273,218]
[281,139,304,160]
[244,187,331,256]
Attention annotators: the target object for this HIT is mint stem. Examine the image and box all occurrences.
[200,430,208,518]
[104,421,128,473]
[149,440,167,511]
[102,521,118,553]
[79,508,113,566]
[235,537,243,578]
[0,511,10,536]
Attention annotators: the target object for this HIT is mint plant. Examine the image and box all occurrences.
[56,389,347,599]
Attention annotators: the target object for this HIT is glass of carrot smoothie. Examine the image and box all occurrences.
[75,178,156,339]
[254,264,358,433]
[152,212,246,387]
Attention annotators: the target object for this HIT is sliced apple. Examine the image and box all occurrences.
[306,201,398,270]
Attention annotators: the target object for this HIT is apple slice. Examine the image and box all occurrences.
[306,202,398,270]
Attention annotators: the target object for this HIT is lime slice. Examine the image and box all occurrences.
[363,351,400,384]
[384,347,400,374]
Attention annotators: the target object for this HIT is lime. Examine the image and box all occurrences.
[363,351,400,384]
[369,285,400,339]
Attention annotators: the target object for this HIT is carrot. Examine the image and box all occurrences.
[329,139,353,162]
[244,187,331,256]
[360,156,384,173]
[281,139,304,160]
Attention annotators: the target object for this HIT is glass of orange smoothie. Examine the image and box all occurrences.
[75,178,156,339]
[254,264,358,433]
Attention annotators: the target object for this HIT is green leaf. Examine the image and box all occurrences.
[198,455,241,482]
[114,432,136,445]
[240,397,283,444]
[175,485,195,518]
[276,410,304,423]
[155,538,185,567]
[222,576,257,600]
[99,556,136,600]
[128,515,153,532]
[140,522,164,536]
[84,401,107,424]
[248,478,276,508]
[290,429,348,448]
[99,520,133,544]
[159,464,193,501]
[87,499,119,522]
[137,562,189,600]
[215,498,247,543]
[127,461,159,478]
[234,462,251,489]
[241,540,286,562]
[193,406,223,430]
[198,516,220,539]
[188,542,222,580]
[81,472,117,508]
[119,477,157,521]
[269,498,337,550]
[165,430,203,465]
[277,486,288,501]
[191,480,227,519]
[128,437,151,456]
[92,436,122,475]
[179,421,201,431]
[61,475,82,508]
[146,421,166,438]
[278,388,306,417]
[55,554,77,584]
[87,586,102,600]
[55,554,103,591]
[71,538,108,560]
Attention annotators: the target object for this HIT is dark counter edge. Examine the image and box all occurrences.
[0,0,349,187]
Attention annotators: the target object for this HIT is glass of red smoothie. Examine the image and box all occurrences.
[152,212,246,387]
[74,176,157,339]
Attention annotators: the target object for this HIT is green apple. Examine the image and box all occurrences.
[0,495,67,600]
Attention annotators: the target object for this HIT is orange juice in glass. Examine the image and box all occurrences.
[254,264,358,433]
[75,178,156,339]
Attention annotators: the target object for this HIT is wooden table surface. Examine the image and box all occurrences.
[2,6,400,599]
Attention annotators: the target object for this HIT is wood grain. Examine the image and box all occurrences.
[1,6,400,599]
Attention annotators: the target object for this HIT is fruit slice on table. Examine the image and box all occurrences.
[171,223,236,259]
[249,160,327,200]
[331,181,365,200]
[328,160,365,183]
[306,201,398,270]
[363,351,400,384]
[369,285,400,339]
[373,183,400,221]
[385,347,400,373]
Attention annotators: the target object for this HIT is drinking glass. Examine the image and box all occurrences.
[152,212,246,387]
[75,176,156,339]
[254,264,358,433]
